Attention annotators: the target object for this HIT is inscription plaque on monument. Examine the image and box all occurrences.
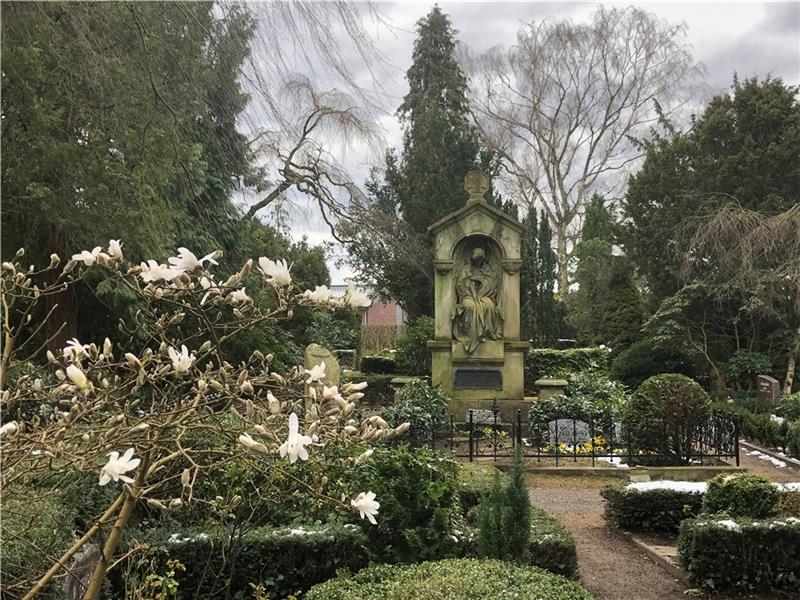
[454,368,502,389]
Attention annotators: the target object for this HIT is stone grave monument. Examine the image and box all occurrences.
[427,171,529,420]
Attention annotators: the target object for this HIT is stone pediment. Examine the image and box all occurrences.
[427,199,525,236]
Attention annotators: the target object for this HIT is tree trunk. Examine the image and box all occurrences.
[554,221,569,299]
[784,325,800,394]
[45,229,78,354]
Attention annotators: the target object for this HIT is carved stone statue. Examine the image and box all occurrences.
[453,247,503,352]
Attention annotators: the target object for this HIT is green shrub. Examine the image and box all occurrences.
[381,379,449,448]
[601,484,704,533]
[126,524,369,599]
[361,355,397,374]
[623,374,711,464]
[525,347,611,393]
[351,445,462,563]
[353,373,396,406]
[788,421,800,459]
[305,558,594,600]
[777,491,800,517]
[476,447,531,563]
[2,495,78,600]
[528,506,579,579]
[726,406,790,449]
[777,392,800,420]
[610,340,695,389]
[394,316,434,375]
[457,463,506,513]
[703,473,780,518]
[678,517,800,592]
[724,350,772,391]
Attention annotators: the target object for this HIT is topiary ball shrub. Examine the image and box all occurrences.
[610,340,695,390]
[703,473,779,518]
[623,374,711,465]
[360,355,397,374]
[304,558,593,600]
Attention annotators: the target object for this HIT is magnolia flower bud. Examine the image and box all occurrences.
[124,353,141,369]
[230,495,242,508]
[82,433,90,442]
[63,259,77,274]
[103,338,113,357]
[240,380,254,395]
[181,469,191,486]
[265,354,273,363]
[308,386,317,401]
[254,424,268,436]
[232,308,245,320]
[347,392,365,402]
[55,369,65,381]
[197,379,207,391]
[147,499,167,511]
[47,350,57,364]
[169,498,183,509]
[345,381,369,392]
[32,378,43,392]
[321,476,329,486]
[130,422,149,433]
[395,422,411,434]
[355,448,374,465]
[199,340,212,353]
[267,391,280,415]
[49,253,60,268]
[1,262,14,274]
[344,425,358,435]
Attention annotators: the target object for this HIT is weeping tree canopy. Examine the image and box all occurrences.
[681,204,800,392]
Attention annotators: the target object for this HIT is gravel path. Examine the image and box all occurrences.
[528,477,688,600]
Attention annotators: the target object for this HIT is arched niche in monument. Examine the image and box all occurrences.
[427,172,529,421]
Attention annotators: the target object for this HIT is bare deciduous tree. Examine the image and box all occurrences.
[466,6,702,293]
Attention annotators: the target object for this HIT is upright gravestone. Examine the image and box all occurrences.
[304,343,340,388]
[427,171,529,420]
[757,374,780,408]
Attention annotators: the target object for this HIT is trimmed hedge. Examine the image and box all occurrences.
[678,517,800,592]
[704,473,779,518]
[525,347,610,392]
[601,484,704,533]
[361,355,397,374]
[528,506,579,579]
[305,558,593,600]
[129,524,369,599]
[610,340,695,389]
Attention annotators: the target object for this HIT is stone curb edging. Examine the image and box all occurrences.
[611,528,689,585]
[740,439,800,469]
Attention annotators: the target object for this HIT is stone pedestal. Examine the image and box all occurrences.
[427,172,529,422]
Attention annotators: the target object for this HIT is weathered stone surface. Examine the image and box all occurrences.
[304,343,340,387]
[535,378,569,401]
[427,171,528,420]
[757,374,780,408]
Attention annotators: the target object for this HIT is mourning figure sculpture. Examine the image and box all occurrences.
[453,247,503,352]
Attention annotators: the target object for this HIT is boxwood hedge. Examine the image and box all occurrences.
[304,558,593,600]
[678,517,800,592]
[126,524,369,599]
[601,484,705,533]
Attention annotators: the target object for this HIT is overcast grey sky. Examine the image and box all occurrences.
[247,2,800,283]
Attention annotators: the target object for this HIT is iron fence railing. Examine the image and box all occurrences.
[431,400,739,467]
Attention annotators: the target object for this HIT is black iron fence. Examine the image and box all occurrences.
[431,401,739,467]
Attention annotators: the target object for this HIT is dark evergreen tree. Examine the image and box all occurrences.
[343,6,483,317]
[599,259,648,351]
[521,206,562,346]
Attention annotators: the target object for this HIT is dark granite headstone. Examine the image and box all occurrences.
[757,374,780,408]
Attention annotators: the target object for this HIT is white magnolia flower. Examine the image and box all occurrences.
[139,260,180,283]
[267,391,280,414]
[168,247,218,273]
[351,491,380,525]
[0,421,19,437]
[322,385,343,403]
[228,288,251,305]
[66,364,89,390]
[71,247,102,266]
[347,283,371,308]
[258,257,292,286]
[303,285,331,302]
[304,362,326,383]
[99,448,140,486]
[168,345,195,375]
[238,433,268,454]
[278,413,313,463]
[108,239,124,261]
[63,338,90,361]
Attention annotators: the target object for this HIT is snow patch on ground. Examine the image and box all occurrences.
[598,456,629,468]
[626,481,707,493]
[744,448,788,467]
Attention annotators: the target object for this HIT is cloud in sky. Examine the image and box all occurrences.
[249,2,799,284]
